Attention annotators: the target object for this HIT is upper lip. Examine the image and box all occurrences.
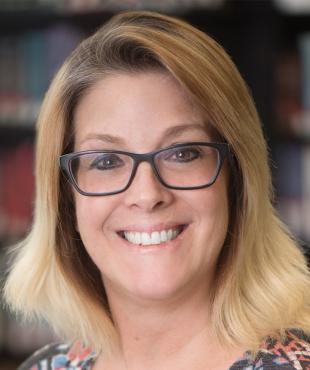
[117,222,189,233]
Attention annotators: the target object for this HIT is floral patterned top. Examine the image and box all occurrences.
[18,331,310,370]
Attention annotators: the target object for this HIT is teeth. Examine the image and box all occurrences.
[160,230,168,242]
[141,232,151,245]
[135,232,141,244]
[123,227,183,246]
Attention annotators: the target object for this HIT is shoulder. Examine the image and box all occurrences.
[230,330,310,370]
[17,341,96,370]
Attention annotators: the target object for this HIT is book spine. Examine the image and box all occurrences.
[298,32,310,136]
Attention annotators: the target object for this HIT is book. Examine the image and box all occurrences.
[0,24,83,126]
[0,143,34,242]
[298,32,310,137]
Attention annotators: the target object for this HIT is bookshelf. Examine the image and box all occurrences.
[272,10,310,249]
[0,0,309,365]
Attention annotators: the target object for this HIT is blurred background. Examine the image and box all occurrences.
[0,0,310,368]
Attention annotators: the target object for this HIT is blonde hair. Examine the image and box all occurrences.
[4,11,310,354]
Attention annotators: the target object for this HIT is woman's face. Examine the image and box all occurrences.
[73,71,229,303]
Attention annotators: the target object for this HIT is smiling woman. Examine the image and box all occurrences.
[3,10,310,370]
[70,72,230,315]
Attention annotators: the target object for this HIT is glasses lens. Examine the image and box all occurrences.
[155,144,220,188]
[70,152,134,194]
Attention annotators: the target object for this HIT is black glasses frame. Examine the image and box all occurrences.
[59,141,230,196]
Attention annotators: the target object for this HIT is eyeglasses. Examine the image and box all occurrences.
[59,141,229,196]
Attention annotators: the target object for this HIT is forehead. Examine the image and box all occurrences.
[73,71,214,151]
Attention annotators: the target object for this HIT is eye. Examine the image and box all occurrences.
[165,146,202,163]
[90,153,124,170]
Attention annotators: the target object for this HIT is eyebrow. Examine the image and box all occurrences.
[163,123,209,141]
[79,123,209,147]
[80,133,126,146]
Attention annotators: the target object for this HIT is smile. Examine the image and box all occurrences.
[118,225,187,246]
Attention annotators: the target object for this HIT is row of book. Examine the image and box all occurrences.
[274,143,310,242]
[0,26,310,136]
[2,0,310,15]
[273,31,310,246]
[3,0,310,14]
[0,142,34,243]
[0,23,83,126]
[273,32,310,139]
[1,0,226,13]
[0,142,55,359]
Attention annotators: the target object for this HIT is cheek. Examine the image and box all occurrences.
[187,175,229,255]
[188,175,229,228]
[74,195,116,238]
[74,195,121,271]
[209,169,230,228]
[200,194,229,249]
[75,196,92,232]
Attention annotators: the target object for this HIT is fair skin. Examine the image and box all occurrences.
[73,71,244,370]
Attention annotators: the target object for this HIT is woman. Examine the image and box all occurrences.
[4,10,310,370]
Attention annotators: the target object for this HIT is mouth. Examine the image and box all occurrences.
[117,224,188,246]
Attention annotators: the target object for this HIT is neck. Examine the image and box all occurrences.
[97,282,244,370]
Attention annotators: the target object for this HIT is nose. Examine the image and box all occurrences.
[123,162,174,212]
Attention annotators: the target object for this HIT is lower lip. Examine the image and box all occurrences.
[117,225,189,253]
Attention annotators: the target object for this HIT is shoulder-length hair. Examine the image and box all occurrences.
[4,10,310,354]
